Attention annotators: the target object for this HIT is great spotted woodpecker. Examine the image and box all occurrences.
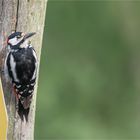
[5,31,37,121]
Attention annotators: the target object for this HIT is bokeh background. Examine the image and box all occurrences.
[35,1,140,140]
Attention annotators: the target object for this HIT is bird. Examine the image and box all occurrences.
[5,31,37,121]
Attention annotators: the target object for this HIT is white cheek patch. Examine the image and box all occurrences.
[8,37,24,46]
[8,38,18,46]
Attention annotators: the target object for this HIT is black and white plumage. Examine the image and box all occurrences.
[5,31,37,121]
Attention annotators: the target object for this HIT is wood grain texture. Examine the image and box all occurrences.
[0,0,47,139]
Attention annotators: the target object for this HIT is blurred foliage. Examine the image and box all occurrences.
[35,1,140,140]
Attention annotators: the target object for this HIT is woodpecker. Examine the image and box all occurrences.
[5,31,37,121]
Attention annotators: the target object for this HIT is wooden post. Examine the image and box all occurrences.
[0,0,47,139]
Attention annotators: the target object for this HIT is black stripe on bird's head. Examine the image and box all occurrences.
[7,31,36,49]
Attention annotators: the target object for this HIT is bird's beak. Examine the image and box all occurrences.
[23,32,36,40]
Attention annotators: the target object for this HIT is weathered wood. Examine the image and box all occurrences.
[0,0,47,139]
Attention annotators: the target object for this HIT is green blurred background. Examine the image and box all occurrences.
[35,1,140,140]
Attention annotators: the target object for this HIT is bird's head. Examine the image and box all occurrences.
[7,31,36,49]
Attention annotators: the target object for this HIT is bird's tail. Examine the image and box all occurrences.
[17,99,30,122]
[12,84,33,121]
